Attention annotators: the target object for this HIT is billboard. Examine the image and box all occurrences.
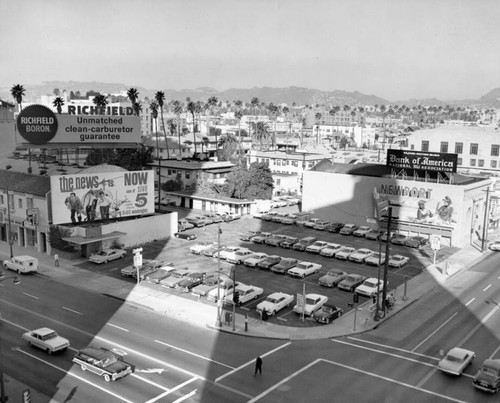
[16,104,140,146]
[50,170,155,225]
[386,149,458,173]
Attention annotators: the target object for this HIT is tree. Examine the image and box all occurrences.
[172,100,184,157]
[218,133,238,162]
[92,94,108,111]
[207,96,219,158]
[127,88,140,115]
[186,99,198,157]
[314,112,322,143]
[52,97,65,114]
[235,109,243,163]
[223,162,273,200]
[11,84,25,111]
[253,121,271,150]
[155,91,170,159]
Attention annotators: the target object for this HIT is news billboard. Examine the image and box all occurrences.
[50,170,155,225]
[386,149,458,173]
[16,104,140,146]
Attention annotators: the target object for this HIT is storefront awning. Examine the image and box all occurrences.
[62,231,126,245]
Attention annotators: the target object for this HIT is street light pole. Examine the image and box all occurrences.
[6,190,13,258]
[216,224,222,327]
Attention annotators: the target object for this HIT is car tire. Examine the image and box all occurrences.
[104,374,111,382]
[81,364,87,371]
[326,318,330,324]
[46,348,52,354]
[271,310,276,316]
[338,311,343,317]
[301,274,305,278]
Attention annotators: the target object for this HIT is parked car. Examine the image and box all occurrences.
[335,246,357,260]
[280,236,299,248]
[3,255,38,273]
[380,231,396,243]
[391,234,408,245]
[226,249,255,264]
[204,212,223,223]
[326,222,344,233]
[271,213,290,223]
[365,252,387,266]
[257,255,282,270]
[185,216,210,227]
[437,347,476,376]
[489,241,500,252]
[339,223,359,235]
[293,236,318,251]
[189,241,217,255]
[145,265,178,284]
[160,269,192,288]
[473,358,500,393]
[271,258,298,274]
[22,327,70,354]
[256,292,294,316]
[243,252,268,268]
[175,272,206,293]
[265,234,288,247]
[287,261,322,278]
[353,226,372,237]
[313,303,344,324]
[388,254,410,268]
[207,280,236,302]
[178,219,194,231]
[224,284,264,306]
[191,274,223,297]
[174,232,197,240]
[88,249,127,264]
[121,259,162,278]
[338,274,367,292]
[261,212,279,221]
[252,232,273,244]
[349,248,375,263]
[303,218,321,228]
[365,229,384,240]
[312,220,331,231]
[72,346,134,382]
[217,246,242,260]
[137,260,167,280]
[279,215,296,225]
[404,236,429,249]
[202,243,226,258]
[305,241,329,253]
[319,243,343,257]
[221,212,241,222]
[355,277,386,297]
[318,269,347,287]
[239,230,261,242]
[293,293,328,316]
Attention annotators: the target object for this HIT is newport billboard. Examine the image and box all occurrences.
[50,170,155,225]
[386,149,458,173]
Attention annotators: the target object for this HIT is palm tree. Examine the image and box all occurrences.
[127,88,139,115]
[155,91,170,159]
[314,112,322,143]
[133,101,142,117]
[206,96,219,159]
[92,94,108,111]
[172,100,183,158]
[253,121,271,150]
[11,84,25,111]
[234,110,243,163]
[186,99,198,157]
[52,97,65,114]
[250,97,260,115]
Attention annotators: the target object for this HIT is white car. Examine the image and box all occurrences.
[438,347,476,375]
[349,248,375,263]
[305,241,329,253]
[190,242,217,255]
[388,254,410,268]
[256,292,294,316]
[489,241,500,251]
[159,269,192,288]
[224,284,264,306]
[287,261,322,278]
[22,327,70,354]
[226,248,254,264]
[365,252,387,266]
[217,246,242,260]
[243,252,268,267]
[293,293,328,316]
[335,246,356,260]
[319,243,343,257]
[353,226,372,237]
[303,218,321,228]
[88,248,127,264]
[207,280,236,302]
[355,277,386,297]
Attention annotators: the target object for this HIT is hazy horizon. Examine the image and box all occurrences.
[1,0,499,102]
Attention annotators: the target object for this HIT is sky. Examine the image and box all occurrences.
[1,0,499,102]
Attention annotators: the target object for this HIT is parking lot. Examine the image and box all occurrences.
[78,206,459,328]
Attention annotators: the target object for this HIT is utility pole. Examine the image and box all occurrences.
[6,190,13,258]
[481,187,490,252]
[381,207,392,315]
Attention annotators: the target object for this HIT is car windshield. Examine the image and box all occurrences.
[42,331,57,340]
[446,354,462,363]
[97,251,108,256]
[481,366,499,376]
[328,270,341,276]
[306,297,318,304]
[364,280,377,287]
[346,276,357,282]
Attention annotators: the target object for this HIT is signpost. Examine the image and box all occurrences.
[132,248,143,284]
[429,234,441,265]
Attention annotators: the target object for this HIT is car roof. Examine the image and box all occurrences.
[32,327,56,335]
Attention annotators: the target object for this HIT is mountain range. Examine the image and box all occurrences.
[1,81,499,107]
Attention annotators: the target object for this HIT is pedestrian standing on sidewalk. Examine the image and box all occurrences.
[54,253,59,267]
[254,356,263,376]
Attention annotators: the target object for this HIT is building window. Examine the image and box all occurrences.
[455,142,463,154]
[185,172,190,179]
[276,178,281,186]
[27,198,34,209]
[457,157,462,165]
[276,160,281,166]
[479,159,484,167]
[491,160,497,168]
[492,145,500,157]
[0,195,3,205]
[168,169,172,175]
[410,144,415,150]
[470,143,478,155]
[440,142,449,153]
[470,159,476,166]
[421,141,429,152]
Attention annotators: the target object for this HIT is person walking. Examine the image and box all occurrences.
[54,253,59,267]
[254,356,263,376]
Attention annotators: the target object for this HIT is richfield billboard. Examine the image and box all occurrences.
[386,149,458,173]
[16,104,140,146]
[50,170,155,225]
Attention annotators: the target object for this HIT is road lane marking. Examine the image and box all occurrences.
[154,339,233,369]
[172,389,197,403]
[62,306,83,315]
[347,337,437,360]
[483,284,492,292]
[108,323,130,332]
[489,344,500,359]
[22,292,39,300]
[130,373,170,391]
[15,348,134,403]
[411,312,458,352]
[465,298,475,306]
[145,377,197,403]
[215,342,292,383]
[333,339,437,366]
[248,358,468,403]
